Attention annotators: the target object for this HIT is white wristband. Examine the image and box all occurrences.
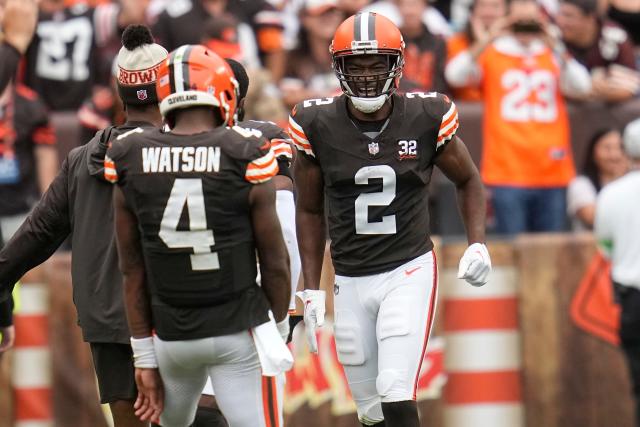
[130,336,158,368]
[276,314,290,342]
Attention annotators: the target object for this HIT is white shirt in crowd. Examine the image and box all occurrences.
[567,175,597,231]
[594,170,640,289]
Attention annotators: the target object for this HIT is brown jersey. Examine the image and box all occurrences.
[106,125,278,340]
[289,92,459,276]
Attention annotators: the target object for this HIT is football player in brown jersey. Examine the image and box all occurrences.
[108,45,291,426]
[291,12,493,426]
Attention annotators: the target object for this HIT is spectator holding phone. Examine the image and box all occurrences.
[446,0,592,234]
[446,0,508,101]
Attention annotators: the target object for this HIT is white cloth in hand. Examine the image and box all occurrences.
[251,311,294,376]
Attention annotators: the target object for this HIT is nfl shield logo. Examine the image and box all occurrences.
[368,142,379,155]
[136,90,148,100]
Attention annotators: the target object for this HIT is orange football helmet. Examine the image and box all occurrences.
[156,44,239,126]
[330,12,405,112]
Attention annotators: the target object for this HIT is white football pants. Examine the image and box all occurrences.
[154,331,283,427]
[333,251,438,425]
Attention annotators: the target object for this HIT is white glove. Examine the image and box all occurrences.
[276,314,290,343]
[457,243,491,287]
[295,289,325,353]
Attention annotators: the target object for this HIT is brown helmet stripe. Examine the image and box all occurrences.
[354,12,362,41]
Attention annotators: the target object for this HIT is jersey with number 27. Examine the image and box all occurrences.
[289,92,458,276]
[104,126,278,340]
[24,4,119,110]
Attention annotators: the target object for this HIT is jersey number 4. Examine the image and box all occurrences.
[159,179,219,271]
[354,165,397,234]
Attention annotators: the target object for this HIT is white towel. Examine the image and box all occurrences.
[252,311,294,376]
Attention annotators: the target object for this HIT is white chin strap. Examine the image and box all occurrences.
[349,95,387,113]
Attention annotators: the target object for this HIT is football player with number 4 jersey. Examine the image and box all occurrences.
[291,12,492,426]
[107,46,291,426]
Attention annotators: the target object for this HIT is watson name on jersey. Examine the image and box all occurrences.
[105,125,278,340]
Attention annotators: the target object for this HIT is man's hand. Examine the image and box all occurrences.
[472,15,512,43]
[133,367,164,424]
[591,65,640,102]
[0,325,15,353]
[2,0,38,54]
[457,243,492,287]
[296,289,325,353]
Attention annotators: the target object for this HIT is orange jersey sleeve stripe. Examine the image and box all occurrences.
[250,148,276,167]
[437,103,459,148]
[289,132,311,150]
[439,102,458,134]
[287,117,307,140]
[437,117,459,141]
[271,139,293,159]
[246,150,279,183]
[288,116,315,157]
[246,159,278,175]
[104,156,117,183]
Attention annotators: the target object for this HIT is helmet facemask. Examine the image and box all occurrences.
[333,52,403,113]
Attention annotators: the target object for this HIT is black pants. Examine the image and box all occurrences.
[615,283,640,427]
[89,342,137,404]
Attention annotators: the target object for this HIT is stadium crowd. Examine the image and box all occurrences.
[0,0,638,242]
[0,0,639,425]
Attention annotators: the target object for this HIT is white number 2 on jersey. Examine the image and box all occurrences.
[158,179,219,271]
[501,69,557,122]
[354,165,397,234]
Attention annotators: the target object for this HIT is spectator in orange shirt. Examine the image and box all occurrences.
[446,0,507,101]
[397,0,448,94]
[556,0,640,102]
[446,0,592,234]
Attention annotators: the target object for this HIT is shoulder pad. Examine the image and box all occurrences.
[115,127,146,142]
[242,120,288,141]
[301,97,336,109]
[220,126,271,162]
[405,91,453,120]
[291,97,337,125]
